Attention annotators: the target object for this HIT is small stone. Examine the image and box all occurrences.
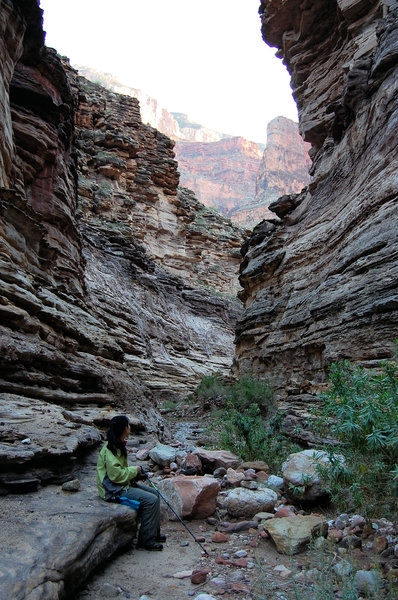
[191,569,209,584]
[207,517,217,525]
[373,536,388,553]
[234,550,248,558]
[228,570,244,583]
[234,558,248,567]
[333,561,352,578]
[180,541,190,547]
[62,479,80,492]
[354,570,380,594]
[21,438,31,444]
[335,513,350,529]
[274,507,296,518]
[273,565,292,578]
[230,582,249,592]
[328,528,343,543]
[254,511,274,522]
[240,480,258,490]
[101,582,118,597]
[210,576,227,588]
[212,532,228,543]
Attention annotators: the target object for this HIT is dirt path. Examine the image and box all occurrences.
[75,514,289,600]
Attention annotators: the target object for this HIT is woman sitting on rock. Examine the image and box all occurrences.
[96,414,165,551]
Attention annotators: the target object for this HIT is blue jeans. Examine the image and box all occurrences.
[122,482,160,545]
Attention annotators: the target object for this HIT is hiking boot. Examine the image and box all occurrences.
[137,540,163,551]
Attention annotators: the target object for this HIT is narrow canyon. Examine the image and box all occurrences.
[0,0,397,598]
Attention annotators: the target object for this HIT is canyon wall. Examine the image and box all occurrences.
[78,68,312,230]
[174,136,264,218]
[230,116,311,227]
[234,0,398,394]
[0,0,246,477]
[255,116,311,205]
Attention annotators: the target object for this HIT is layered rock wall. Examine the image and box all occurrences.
[255,116,311,205]
[175,136,263,218]
[235,0,398,391]
[0,0,246,476]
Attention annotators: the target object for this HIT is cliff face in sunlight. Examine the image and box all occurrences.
[234,0,398,397]
[0,0,246,474]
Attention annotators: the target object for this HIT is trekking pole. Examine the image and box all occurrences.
[143,471,209,555]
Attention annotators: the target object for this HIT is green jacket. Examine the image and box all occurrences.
[96,442,139,499]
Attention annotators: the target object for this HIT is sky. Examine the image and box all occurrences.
[39,0,298,144]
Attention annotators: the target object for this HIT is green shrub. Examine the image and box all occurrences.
[312,353,398,517]
[195,374,299,467]
[219,407,301,469]
[195,373,227,401]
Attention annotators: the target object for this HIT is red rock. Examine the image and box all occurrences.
[216,557,233,565]
[328,529,343,543]
[256,471,269,481]
[223,521,258,533]
[373,536,388,553]
[212,532,228,543]
[197,536,206,543]
[234,558,248,567]
[156,476,220,520]
[191,569,210,584]
[192,448,240,471]
[175,137,263,225]
[259,531,269,539]
[249,540,259,547]
[184,452,203,473]
[231,582,249,593]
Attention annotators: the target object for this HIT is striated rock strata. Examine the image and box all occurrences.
[175,136,264,218]
[235,0,398,393]
[0,0,246,488]
[255,116,311,206]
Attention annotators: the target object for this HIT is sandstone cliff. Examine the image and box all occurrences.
[234,0,398,394]
[76,68,311,230]
[255,116,311,205]
[174,136,263,218]
[0,0,246,480]
[175,120,311,229]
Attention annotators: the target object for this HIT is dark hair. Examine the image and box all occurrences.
[107,415,129,457]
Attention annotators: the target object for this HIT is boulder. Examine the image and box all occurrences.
[148,443,177,466]
[221,487,278,518]
[282,450,344,501]
[156,475,220,519]
[192,448,240,471]
[264,515,326,555]
[0,485,137,599]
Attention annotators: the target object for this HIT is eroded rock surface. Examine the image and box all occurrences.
[0,0,246,484]
[235,0,398,393]
[0,484,137,600]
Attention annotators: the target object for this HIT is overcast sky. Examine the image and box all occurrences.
[39,0,298,144]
